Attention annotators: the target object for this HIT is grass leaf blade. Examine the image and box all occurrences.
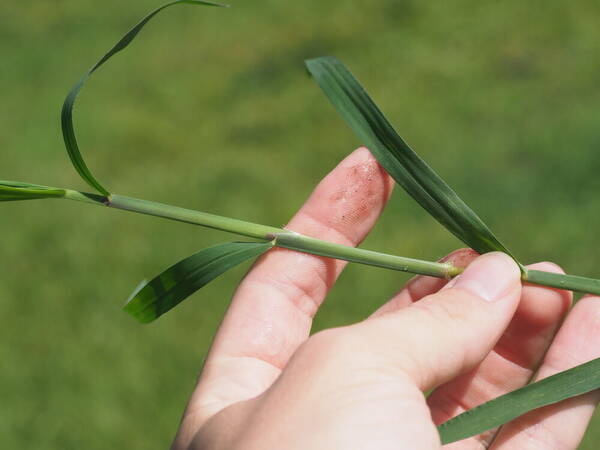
[437,357,600,444]
[124,241,272,323]
[61,0,227,196]
[305,56,518,262]
[0,180,65,202]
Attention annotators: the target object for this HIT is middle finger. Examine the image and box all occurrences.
[428,262,572,449]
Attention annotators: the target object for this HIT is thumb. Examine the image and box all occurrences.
[352,252,522,391]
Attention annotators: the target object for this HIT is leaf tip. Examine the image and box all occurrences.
[122,279,158,323]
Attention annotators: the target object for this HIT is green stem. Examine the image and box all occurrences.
[273,232,457,278]
[63,188,600,296]
[63,189,457,277]
[65,190,282,239]
[109,194,283,240]
[525,269,600,295]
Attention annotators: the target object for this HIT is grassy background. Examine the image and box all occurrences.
[1,0,599,447]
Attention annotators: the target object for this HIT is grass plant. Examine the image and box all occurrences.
[3,0,600,445]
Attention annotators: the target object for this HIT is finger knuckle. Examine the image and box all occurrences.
[303,327,366,368]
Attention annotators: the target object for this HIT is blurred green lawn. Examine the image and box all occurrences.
[1,0,600,448]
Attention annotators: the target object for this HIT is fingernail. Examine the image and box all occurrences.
[453,253,519,302]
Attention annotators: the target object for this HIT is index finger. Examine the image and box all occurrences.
[179,147,393,432]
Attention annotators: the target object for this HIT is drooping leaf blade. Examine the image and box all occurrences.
[61,0,227,196]
[124,241,272,323]
[0,180,65,202]
[306,57,519,263]
[437,357,600,444]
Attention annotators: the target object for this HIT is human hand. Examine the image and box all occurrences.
[172,148,600,449]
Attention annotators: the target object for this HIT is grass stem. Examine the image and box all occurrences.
[63,188,600,296]
[273,232,455,278]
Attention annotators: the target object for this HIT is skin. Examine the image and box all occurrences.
[172,147,600,449]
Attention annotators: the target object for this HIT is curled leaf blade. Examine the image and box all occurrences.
[124,241,272,323]
[61,0,227,196]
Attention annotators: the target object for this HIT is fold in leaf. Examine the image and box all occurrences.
[437,357,600,444]
[61,0,227,196]
[0,180,65,202]
[306,57,520,265]
[124,241,272,323]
